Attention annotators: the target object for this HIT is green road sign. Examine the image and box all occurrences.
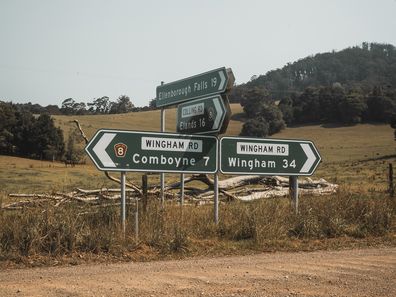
[156,67,232,107]
[85,129,218,173]
[176,95,230,135]
[220,137,321,176]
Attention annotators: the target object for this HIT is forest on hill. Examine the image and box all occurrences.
[233,43,396,137]
[230,42,396,102]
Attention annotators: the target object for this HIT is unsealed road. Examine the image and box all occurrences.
[1,248,395,297]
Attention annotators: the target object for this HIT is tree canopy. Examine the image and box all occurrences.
[0,102,64,160]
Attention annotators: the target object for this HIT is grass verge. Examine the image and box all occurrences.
[1,188,394,268]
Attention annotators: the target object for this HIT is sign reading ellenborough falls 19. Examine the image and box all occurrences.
[156,67,229,107]
[85,129,218,173]
[220,137,321,176]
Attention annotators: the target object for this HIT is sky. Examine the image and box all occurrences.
[1,0,396,107]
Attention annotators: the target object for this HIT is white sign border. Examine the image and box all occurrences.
[85,129,219,174]
[219,136,321,176]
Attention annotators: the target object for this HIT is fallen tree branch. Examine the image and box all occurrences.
[73,120,143,195]
[104,171,143,195]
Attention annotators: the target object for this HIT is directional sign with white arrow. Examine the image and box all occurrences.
[156,67,233,107]
[220,137,321,176]
[85,129,218,173]
[176,95,230,135]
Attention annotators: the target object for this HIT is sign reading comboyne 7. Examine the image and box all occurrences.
[85,129,218,173]
[220,137,321,176]
[156,67,229,107]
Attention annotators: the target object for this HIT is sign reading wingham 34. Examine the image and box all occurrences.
[220,137,321,176]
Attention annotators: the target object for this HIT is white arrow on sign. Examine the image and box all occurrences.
[300,143,316,173]
[212,97,224,130]
[92,133,117,167]
[218,70,226,91]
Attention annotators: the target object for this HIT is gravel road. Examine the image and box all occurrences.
[0,247,395,297]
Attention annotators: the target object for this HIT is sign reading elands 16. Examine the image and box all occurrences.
[177,95,229,135]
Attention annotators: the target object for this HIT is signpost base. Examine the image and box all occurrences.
[289,176,299,214]
[214,173,219,224]
[180,174,185,206]
[121,172,126,237]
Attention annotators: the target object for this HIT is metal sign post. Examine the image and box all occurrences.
[180,173,185,206]
[214,173,219,225]
[289,176,299,214]
[135,195,139,241]
[120,171,126,237]
[160,108,165,208]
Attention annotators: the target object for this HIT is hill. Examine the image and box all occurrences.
[54,103,245,140]
[230,42,396,102]
[0,110,393,193]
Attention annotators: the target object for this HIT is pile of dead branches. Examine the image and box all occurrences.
[2,175,338,210]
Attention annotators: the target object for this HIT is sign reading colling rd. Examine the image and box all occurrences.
[85,129,218,173]
[220,137,321,176]
[156,67,230,107]
[177,95,229,135]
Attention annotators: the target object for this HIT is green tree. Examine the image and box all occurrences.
[88,96,112,114]
[12,109,37,157]
[292,87,320,123]
[240,87,271,118]
[0,101,17,154]
[240,118,269,137]
[33,114,65,160]
[259,103,285,135]
[338,92,367,124]
[60,98,76,115]
[367,86,396,122]
[110,95,134,114]
[278,96,295,125]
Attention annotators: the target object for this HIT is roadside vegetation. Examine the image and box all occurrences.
[0,114,395,267]
[0,189,394,267]
[1,42,396,266]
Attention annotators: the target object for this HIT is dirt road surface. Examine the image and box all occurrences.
[0,248,395,297]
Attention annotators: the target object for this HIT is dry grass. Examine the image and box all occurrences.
[0,108,394,195]
[1,105,395,266]
[277,123,395,163]
[0,191,394,265]
[54,104,245,140]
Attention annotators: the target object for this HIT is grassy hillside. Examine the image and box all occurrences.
[54,104,245,140]
[0,102,394,194]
